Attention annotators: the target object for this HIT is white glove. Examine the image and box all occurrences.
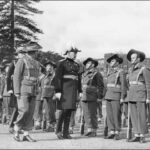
[8,90,13,94]
[120,98,124,104]
[15,94,21,100]
[0,95,2,99]
[146,99,150,104]
[79,93,83,99]
[55,93,61,100]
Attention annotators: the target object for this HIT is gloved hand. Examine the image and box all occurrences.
[15,94,21,100]
[120,98,124,104]
[8,90,13,94]
[146,99,150,104]
[55,93,61,100]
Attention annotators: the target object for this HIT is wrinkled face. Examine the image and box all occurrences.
[110,59,118,67]
[46,64,54,73]
[18,53,25,59]
[131,53,140,64]
[68,51,77,60]
[85,61,94,69]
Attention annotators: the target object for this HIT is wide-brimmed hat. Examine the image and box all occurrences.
[127,49,145,62]
[14,47,27,54]
[83,57,98,67]
[24,41,41,53]
[44,60,56,68]
[64,47,81,55]
[107,54,123,64]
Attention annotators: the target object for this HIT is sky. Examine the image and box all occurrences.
[34,1,150,59]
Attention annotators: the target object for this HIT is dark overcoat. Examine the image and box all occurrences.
[55,58,81,110]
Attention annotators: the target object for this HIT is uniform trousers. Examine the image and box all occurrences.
[43,98,56,124]
[9,96,18,128]
[82,101,97,129]
[70,110,76,127]
[129,101,148,134]
[33,100,43,123]
[147,103,150,124]
[3,96,13,121]
[55,109,72,136]
[106,100,121,132]
[97,101,103,118]
[0,98,3,122]
[15,95,35,131]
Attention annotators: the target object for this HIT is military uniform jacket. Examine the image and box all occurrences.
[41,73,56,99]
[13,55,40,96]
[6,62,15,92]
[81,69,104,102]
[126,63,150,102]
[36,73,45,100]
[0,73,5,96]
[105,68,127,100]
[3,75,11,97]
[55,58,82,109]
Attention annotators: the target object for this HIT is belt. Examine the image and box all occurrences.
[107,83,121,88]
[43,85,54,88]
[82,85,96,89]
[24,76,37,82]
[63,75,78,80]
[129,81,144,85]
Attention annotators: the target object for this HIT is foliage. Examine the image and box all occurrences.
[0,0,43,61]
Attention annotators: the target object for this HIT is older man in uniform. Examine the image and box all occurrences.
[126,49,150,143]
[55,47,82,139]
[7,48,26,133]
[105,54,127,140]
[13,43,40,142]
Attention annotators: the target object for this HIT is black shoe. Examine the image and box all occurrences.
[56,133,64,139]
[34,126,41,130]
[44,127,55,132]
[139,137,146,143]
[22,135,36,142]
[88,132,97,137]
[114,134,120,140]
[63,134,72,139]
[128,137,140,142]
[106,134,115,139]
[84,132,92,136]
[13,135,21,142]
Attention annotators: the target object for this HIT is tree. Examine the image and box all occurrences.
[36,51,64,65]
[0,0,43,61]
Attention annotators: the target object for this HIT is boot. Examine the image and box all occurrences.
[44,123,55,132]
[63,115,72,139]
[69,127,74,134]
[88,129,97,137]
[41,120,46,131]
[84,128,92,136]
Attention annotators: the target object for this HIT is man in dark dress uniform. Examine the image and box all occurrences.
[126,49,150,143]
[105,54,127,140]
[55,47,82,139]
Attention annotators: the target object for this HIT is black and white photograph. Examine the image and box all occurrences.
[0,0,150,149]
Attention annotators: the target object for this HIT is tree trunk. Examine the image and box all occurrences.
[10,0,14,54]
